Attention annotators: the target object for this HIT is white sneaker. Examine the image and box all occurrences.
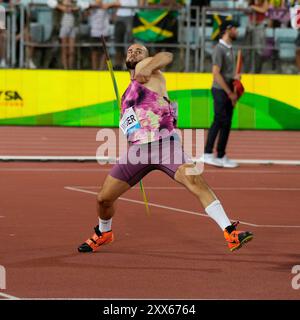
[201,153,223,167]
[215,156,238,168]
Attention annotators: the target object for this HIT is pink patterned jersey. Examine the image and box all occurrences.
[121,80,177,144]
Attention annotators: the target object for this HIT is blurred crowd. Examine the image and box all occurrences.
[0,0,299,73]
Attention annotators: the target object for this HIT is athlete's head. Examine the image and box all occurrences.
[125,44,149,70]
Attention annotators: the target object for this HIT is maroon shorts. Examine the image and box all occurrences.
[110,134,193,187]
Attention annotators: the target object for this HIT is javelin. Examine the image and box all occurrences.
[100,36,150,216]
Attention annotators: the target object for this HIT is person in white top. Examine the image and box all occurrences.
[114,0,142,70]
[0,10,6,67]
[87,0,119,70]
[57,0,79,69]
[291,0,300,73]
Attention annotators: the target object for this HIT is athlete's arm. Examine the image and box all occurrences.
[134,52,173,83]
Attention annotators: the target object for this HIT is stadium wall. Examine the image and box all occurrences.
[0,69,299,129]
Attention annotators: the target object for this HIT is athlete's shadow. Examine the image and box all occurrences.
[5,250,222,274]
[6,250,300,274]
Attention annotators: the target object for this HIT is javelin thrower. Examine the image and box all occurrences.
[78,43,253,253]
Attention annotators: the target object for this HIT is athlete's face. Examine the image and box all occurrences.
[126,45,149,70]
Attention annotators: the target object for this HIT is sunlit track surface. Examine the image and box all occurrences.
[0,162,299,299]
[0,127,300,160]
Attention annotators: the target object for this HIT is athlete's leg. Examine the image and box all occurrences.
[78,173,131,253]
[78,143,155,252]
[97,174,131,221]
[153,135,230,228]
[174,163,253,251]
[98,141,156,226]
[174,163,229,226]
[154,133,252,251]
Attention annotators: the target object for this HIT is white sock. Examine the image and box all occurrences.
[205,200,231,230]
[99,218,112,233]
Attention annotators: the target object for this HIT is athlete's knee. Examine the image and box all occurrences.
[176,165,203,186]
[97,192,114,208]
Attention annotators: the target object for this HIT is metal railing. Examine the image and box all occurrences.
[0,3,299,73]
[0,5,17,67]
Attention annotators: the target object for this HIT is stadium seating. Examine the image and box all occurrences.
[30,22,44,43]
[29,6,53,42]
[274,28,298,61]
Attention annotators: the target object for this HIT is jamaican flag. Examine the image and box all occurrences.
[132,9,178,43]
[211,13,233,41]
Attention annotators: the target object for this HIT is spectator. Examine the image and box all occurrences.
[57,0,79,69]
[268,0,289,28]
[21,3,37,68]
[0,1,7,67]
[114,0,141,70]
[0,32,5,67]
[243,0,269,73]
[296,31,300,73]
[87,0,119,70]
[44,0,63,69]
[0,0,12,67]
[290,0,300,73]
[0,0,36,68]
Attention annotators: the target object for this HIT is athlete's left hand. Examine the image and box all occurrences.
[134,67,152,83]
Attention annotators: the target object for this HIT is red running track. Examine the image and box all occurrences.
[0,162,300,299]
[0,126,300,160]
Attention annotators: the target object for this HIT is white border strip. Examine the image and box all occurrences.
[229,159,300,165]
[0,155,300,165]
[0,155,110,162]
[0,292,20,300]
[64,186,300,229]
[68,185,300,191]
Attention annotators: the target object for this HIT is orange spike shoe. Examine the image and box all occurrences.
[224,221,253,252]
[78,226,114,253]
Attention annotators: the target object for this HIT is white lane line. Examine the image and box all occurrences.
[1,155,300,165]
[0,216,5,218]
[66,185,300,191]
[203,169,300,174]
[0,292,21,300]
[0,156,108,161]
[214,187,300,191]
[0,168,111,172]
[0,168,299,174]
[230,159,300,165]
[64,186,300,229]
